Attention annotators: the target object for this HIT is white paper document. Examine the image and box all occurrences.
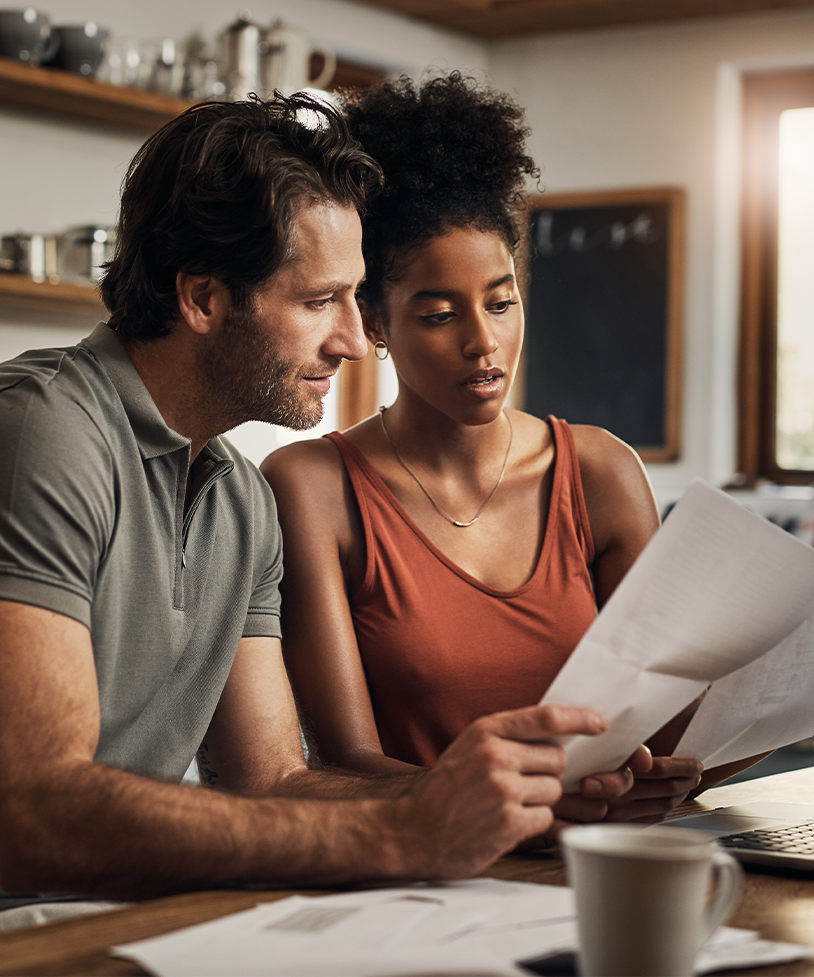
[112,879,814,977]
[113,879,577,977]
[539,479,814,790]
[676,609,814,766]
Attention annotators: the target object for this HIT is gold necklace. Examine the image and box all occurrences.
[378,406,513,528]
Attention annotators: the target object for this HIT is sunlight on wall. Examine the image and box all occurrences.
[777,106,814,470]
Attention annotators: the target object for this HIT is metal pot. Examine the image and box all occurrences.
[56,225,117,283]
[219,12,265,100]
[0,8,59,65]
[0,233,58,281]
[45,22,110,77]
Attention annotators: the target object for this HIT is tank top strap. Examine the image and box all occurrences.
[323,430,388,597]
[546,416,595,567]
[322,430,378,532]
[323,430,371,495]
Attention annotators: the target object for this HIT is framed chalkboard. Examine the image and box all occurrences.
[522,187,684,462]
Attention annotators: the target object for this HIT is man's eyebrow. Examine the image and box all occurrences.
[298,279,361,297]
[408,274,515,301]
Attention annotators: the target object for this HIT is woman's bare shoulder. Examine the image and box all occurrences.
[505,412,639,474]
[259,423,377,552]
[568,423,660,548]
[260,415,382,486]
[260,438,344,502]
[260,435,342,486]
[568,423,648,481]
[506,408,554,459]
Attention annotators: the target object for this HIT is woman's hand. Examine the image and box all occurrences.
[601,750,703,823]
[535,745,647,841]
[537,745,703,842]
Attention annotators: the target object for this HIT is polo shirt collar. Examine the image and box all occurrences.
[82,322,194,461]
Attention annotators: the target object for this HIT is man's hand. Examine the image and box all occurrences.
[390,704,607,878]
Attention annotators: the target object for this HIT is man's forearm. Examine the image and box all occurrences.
[197,737,420,801]
[1,706,609,901]
[273,763,421,799]
[1,761,411,900]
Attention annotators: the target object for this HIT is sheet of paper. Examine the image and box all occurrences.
[112,879,576,977]
[695,926,814,974]
[676,610,814,767]
[526,927,814,976]
[112,881,814,977]
[540,479,814,790]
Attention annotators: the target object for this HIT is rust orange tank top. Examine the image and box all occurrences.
[324,416,596,767]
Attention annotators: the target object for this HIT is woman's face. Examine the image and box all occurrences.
[377,227,524,426]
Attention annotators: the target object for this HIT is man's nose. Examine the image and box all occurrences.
[329,298,368,363]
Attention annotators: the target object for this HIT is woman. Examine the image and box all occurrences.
[262,74,714,826]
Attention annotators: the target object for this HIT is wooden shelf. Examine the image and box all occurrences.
[327,57,386,92]
[0,273,106,316]
[0,56,192,132]
[0,55,386,134]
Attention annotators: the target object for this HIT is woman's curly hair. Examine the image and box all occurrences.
[342,72,539,310]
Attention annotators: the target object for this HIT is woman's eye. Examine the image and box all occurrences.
[491,299,518,314]
[420,310,456,324]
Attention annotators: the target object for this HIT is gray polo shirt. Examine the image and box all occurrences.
[0,323,282,782]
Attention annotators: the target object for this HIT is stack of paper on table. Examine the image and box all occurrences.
[112,879,814,976]
[539,479,814,789]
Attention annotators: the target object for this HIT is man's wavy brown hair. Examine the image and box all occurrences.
[101,94,383,340]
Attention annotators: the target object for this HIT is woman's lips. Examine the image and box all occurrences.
[460,370,505,399]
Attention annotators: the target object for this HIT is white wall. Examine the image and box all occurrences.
[489,9,814,502]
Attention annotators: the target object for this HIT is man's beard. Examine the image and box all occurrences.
[195,300,329,433]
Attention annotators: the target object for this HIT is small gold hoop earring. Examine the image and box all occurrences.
[373,341,389,361]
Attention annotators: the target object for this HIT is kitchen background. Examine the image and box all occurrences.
[1,0,813,519]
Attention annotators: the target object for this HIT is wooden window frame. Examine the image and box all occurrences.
[739,68,814,484]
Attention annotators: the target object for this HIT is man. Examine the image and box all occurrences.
[0,95,613,902]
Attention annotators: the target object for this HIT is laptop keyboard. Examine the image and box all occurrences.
[719,821,814,855]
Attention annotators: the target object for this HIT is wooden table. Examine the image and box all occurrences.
[2,766,814,976]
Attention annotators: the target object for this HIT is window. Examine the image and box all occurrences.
[739,69,814,483]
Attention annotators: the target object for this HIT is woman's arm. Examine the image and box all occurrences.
[572,431,774,814]
[260,439,419,777]
[566,426,704,823]
[571,424,661,608]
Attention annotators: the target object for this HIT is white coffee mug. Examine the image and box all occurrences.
[262,22,335,96]
[561,824,742,977]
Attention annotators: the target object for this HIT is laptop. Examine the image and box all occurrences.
[665,802,814,872]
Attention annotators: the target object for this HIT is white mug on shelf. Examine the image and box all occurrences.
[561,823,742,977]
[262,21,335,96]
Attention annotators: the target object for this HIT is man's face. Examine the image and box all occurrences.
[198,202,368,431]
